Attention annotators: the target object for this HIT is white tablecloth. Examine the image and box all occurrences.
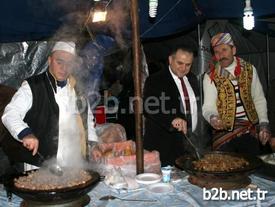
[1,174,275,207]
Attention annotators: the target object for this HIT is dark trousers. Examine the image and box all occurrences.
[218,133,271,155]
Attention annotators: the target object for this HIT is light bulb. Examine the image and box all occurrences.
[92,10,107,22]
[91,0,108,23]
[243,0,254,30]
[149,0,158,18]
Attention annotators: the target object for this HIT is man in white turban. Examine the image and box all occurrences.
[2,41,100,171]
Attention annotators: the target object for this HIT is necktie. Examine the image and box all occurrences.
[179,77,192,130]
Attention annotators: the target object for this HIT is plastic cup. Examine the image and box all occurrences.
[161,166,172,183]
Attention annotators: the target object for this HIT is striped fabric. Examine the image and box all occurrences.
[231,80,247,120]
[211,33,234,48]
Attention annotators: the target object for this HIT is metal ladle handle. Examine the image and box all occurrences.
[169,125,202,160]
[36,152,63,176]
[182,133,202,160]
[36,151,45,163]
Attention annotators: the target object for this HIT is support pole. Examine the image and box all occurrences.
[266,33,270,87]
[130,0,144,174]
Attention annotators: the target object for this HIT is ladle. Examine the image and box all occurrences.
[182,133,202,160]
[48,163,63,176]
[169,125,202,160]
[37,152,63,176]
[99,195,157,202]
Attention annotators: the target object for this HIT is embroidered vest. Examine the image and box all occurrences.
[212,58,259,131]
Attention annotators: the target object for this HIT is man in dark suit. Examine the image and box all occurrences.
[143,45,201,166]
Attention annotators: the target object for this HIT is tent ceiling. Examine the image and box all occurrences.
[0,0,275,42]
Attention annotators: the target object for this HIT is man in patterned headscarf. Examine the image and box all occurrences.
[202,32,272,155]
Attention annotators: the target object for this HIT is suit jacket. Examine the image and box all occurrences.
[143,67,200,166]
[268,79,275,137]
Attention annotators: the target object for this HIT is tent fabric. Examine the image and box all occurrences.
[0,0,275,42]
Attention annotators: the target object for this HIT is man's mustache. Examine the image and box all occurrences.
[220,57,229,61]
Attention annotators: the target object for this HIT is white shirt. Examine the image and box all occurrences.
[169,67,198,132]
[202,57,269,123]
[2,79,98,168]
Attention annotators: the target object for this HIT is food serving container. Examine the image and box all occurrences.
[4,169,100,205]
[175,151,263,189]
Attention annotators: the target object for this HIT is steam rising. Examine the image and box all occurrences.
[105,0,130,48]
[39,0,130,170]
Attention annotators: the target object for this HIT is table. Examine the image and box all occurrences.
[1,174,275,207]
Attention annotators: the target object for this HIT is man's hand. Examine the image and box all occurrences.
[22,134,39,156]
[258,128,271,145]
[210,115,224,130]
[171,118,187,134]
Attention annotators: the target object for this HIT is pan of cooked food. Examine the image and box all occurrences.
[175,151,263,179]
[4,168,100,202]
[255,153,275,181]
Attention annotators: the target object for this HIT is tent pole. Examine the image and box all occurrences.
[266,33,270,87]
[197,23,201,46]
[130,0,144,174]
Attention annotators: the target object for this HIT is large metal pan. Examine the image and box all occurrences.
[4,169,100,203]
[255,153,275,181]
[175,151,263,180]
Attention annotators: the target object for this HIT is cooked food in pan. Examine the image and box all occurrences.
[193,154,249,172]
[14,169,92,191]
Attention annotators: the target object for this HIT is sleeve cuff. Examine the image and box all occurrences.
[17,128,33,140]
[259,122,270,132]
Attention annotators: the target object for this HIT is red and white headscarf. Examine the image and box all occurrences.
[211,33,234,48]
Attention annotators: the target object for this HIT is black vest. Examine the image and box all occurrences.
[1,72,59,166]
[24,72,59,159]
[2,72,88,166]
